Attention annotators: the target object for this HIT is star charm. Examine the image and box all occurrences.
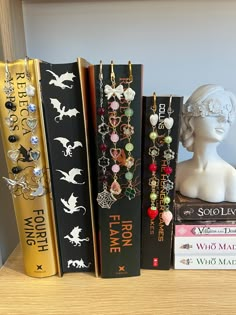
[98,156,110,168]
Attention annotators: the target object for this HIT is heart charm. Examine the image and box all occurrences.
[7,149,20,162]
[30,150,40,161]
[110,148,121,159]
[150,114,158,127]
[164,117,174,130]
[26,117,37,130]
[109,115,121,128]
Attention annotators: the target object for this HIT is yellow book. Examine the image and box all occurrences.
[0,59,58,277]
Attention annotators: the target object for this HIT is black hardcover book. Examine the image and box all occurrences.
[89,62,143,278]
[141,95,183,269]
[175,192,236,221]
[39,59,97,275]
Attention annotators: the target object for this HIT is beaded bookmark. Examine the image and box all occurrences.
[97,61,116,209]
[147,92,159,220]
[105,61,123,197]
[2,61,29,196]
[25,57,45,197]
[162,95,175,226]
[4,61,20,168]
[123,61,136,200]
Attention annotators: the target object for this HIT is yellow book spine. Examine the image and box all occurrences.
[0,59,57,277]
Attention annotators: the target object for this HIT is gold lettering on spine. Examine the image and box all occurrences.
[158,160,168,241]
[109,215,133,252]
[109,215,121,253]
[24,209,48,252]
[122,221,132,247]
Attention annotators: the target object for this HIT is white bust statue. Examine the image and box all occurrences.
[176,84,236,202]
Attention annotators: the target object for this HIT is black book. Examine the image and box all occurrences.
[89,62,143,278]
[141,95,183,269]
[39,58,97,275]
[175,192,236,221]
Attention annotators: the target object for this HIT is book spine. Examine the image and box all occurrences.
[39,60,96,274]
[141,96,183,269]
[175,236,236,255]
[174,255,236,269]
[175,198,236,221]
[175,223,236,237]
[0,59,57,277]
[89,63,142,278]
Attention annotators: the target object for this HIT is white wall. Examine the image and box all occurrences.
[23,0,236,166]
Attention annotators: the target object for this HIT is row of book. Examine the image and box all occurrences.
[2,58,235,277]
[0,58,183,278]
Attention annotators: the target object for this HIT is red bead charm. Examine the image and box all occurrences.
[99,143,107,152]
[149,163,157,172]
[147,207,159,220]
[164,166,173,175]
[97,107,105,115]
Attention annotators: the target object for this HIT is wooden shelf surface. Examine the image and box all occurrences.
[0,245,236,314]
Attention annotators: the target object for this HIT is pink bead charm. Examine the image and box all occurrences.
[110,101,119,110]
[110,132,119,143]
[112,164,120,173]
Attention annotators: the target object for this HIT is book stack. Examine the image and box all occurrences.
[174,193,236,269]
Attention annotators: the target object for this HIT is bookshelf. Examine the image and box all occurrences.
[1,1,236,314]
[1,244,236,314]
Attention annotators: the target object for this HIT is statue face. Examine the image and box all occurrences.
[193,116,231,144]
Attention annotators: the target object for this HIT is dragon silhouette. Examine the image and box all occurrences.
[50,98,80,123]
[46,70,76,89]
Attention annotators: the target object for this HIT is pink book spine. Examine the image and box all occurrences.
[175,224,236,237]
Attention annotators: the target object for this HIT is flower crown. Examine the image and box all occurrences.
[183,98,235,124]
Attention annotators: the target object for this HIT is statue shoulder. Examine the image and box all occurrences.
[225,166,236,202]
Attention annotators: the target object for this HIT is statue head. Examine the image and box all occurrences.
[180,84,236,152]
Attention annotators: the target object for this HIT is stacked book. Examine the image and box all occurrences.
[174,193,236,269]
